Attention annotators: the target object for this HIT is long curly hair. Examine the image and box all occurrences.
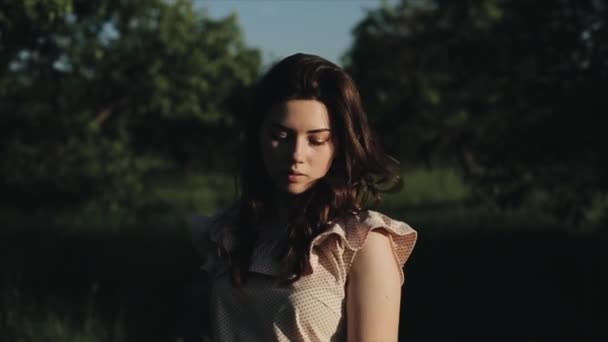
[227,53,401,285]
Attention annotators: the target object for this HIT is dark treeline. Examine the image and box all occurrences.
[2,0,606,228]
[1,0,261,226]
[345,0,608,224]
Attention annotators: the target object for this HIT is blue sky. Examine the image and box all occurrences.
[200,0,396,67]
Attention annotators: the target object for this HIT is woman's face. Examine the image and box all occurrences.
[259,99,335,195]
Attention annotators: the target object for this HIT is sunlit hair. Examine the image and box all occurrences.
[226,53,401,285]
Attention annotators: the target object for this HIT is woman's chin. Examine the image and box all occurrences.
[279,182,313,195]
[284,186,309,195]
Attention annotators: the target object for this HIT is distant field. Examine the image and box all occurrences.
[4,167,603,232]
[150,167,582,234]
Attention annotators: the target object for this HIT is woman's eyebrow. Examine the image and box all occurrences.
[271,123,331,134]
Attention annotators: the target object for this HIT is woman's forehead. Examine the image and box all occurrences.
[264,100,332,131]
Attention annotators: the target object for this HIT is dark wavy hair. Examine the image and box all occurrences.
[227,53,401,285]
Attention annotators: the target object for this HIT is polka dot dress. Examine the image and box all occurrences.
[190,210,417,342]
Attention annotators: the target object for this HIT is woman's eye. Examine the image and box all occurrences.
[309,139,325,146]
[309,132,331,146]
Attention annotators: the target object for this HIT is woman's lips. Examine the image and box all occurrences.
[288,174,305,182]
[287,170,305,182]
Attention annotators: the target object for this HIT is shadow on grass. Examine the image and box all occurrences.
[1,223,607,341]
[0,226,207,341]
[401,224,608,341]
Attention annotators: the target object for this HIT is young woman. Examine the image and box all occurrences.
[191,53,417,342]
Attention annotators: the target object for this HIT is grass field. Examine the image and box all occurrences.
[2,168,606,341]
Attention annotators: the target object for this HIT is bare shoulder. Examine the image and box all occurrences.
[347,229,402,341]
[349,228,401,283]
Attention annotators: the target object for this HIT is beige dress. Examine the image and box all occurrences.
[190,210,417,342]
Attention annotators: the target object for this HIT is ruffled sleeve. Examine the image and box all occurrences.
[308,210,417,285]
[189,213,238,273]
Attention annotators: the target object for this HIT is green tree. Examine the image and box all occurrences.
[345,0,608,224]
[0,0,261,227]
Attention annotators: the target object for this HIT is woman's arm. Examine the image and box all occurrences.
[346,229,403,342]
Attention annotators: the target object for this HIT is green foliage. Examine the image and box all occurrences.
[152,171,237,216]
[2,130,148,226]
[0,0,261,228]
[384,167,471,207]
[345,0,608,225]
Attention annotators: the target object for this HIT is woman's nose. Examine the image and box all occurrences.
[291,137,305,163]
